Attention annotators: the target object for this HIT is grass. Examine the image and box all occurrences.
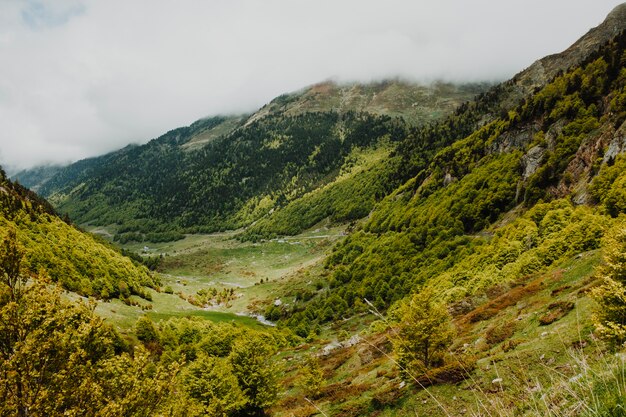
[91,225,347,330]
[269,249,617,417]
[146,310,262,328]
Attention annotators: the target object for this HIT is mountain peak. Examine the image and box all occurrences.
[244,79,485,128]
[605,2,626,27]
[511,2,626,100]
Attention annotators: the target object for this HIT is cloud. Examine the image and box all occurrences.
[0,0,622,171]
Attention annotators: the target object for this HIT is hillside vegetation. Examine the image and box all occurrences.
[0,168,157,299]
[22,81,482,243]
[277,29,626,332]
[3,4,626,417]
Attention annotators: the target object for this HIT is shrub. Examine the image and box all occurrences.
[485,321,516,345]
[538,300,575,326]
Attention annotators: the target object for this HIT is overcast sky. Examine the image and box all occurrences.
[0,0,622,171]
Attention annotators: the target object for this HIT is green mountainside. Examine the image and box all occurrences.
[0,168,158,299]
[24,81,483,242]
[261,9,626,415]
[280,21,626,331]
[12,164,64,192]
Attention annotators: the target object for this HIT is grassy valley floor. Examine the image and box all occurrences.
[90,224,347,332]
[91,222,620,416]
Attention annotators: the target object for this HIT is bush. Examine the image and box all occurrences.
[414,355,476,388]
[485,321,516,345]
[538,300,575,326]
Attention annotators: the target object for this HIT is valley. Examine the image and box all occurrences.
[90,224,347,330]
[2,3,626,416]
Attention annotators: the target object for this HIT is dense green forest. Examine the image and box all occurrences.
[0,168,157,300]
[20,81,480,243]
[57,111,406,240]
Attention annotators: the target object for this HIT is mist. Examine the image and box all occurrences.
[0,0,622,171]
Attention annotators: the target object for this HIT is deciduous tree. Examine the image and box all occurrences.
[229,334,280,415]
[592,222,626,346]
[392,287,454,379]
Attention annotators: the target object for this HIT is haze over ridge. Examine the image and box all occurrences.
[0,0,621,171]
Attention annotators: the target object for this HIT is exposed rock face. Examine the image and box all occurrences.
[545,120,566,151]
[443,172,456,186]
[490,125,539,154]
[554,120,623,204]
[521,145,545,179]
[604,120,626,163]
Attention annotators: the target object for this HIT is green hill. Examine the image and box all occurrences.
[0,168,158,300]
[26,81,483,242]
[280,21,626,331]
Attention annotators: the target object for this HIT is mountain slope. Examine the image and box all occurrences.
[27,81,483,242]
[264,8,626,415]
[0,167,158,299]
[251,6,626,241]
[246,80,486,126]
[277,16,626,331]
[12,164,64,193]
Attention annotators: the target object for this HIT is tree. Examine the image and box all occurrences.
[392,287,454,379]
[0,228,25,301]
[0,230,178,416]
[135,315,160,344]
[299,354,324,399]
[182,354,246,417]
[228,334,280,415]
[592,223,626,346]
[89,346,179,417]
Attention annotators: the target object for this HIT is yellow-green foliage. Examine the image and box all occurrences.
[591,154,626,216]
[283,38,626,332]
[245,145,398,239]
[299,354,325,398]
[0,235,177,416]
[432,200,608,300]
[592,219,626,346]
[182,354,247,417]
[0,169,157,299]
[1,212,156,299]
[368,148,521,235]
[146,316,285,416]
[391,288,454,375]
[189,286,237,307]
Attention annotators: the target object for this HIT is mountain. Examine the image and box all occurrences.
[245,80,487,126]
[26,80,485,242]
[247,4,626,241]
[0,167,158,300]
[498,3,626,108]
[11,164,64,192]
[265,6,626,415]
[4,4,626,417]
[280,8,626,329]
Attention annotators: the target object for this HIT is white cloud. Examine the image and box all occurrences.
[0,0,622,170]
